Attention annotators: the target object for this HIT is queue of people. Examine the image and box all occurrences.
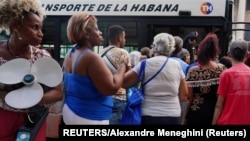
[0,0,250,140]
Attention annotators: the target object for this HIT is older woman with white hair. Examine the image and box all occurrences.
[129,51,142,68]
[122,33,188,125]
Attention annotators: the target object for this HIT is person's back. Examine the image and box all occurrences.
[140,57,185,118]
[171,57,188,74]
[64,49,113,121]
[185,32,226,125]
[123,33,188,125]
[213,40,250,125]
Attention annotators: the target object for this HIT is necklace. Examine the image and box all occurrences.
[7,40,32,58]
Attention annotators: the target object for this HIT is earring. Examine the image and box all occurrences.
[17,31,22,40]
[18,36,22,40]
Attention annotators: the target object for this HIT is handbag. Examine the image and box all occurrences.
[120,58,169,125]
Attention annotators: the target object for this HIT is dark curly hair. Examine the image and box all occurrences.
[197,32,220,65]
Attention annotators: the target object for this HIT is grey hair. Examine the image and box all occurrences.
[229,40,248,54]
[153,33,175,56]
[174,36,183,49]
[129,51,141,67]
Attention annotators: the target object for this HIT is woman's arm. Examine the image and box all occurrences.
[183,86,193,124]
[212,95,225,125]
[88,53,127,95]
[122,70,138,89]
[38,83,63,106]
[179,79,188,102]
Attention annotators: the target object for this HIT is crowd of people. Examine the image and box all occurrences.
[0,0,250,140]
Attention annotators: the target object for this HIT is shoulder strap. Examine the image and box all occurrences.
[142,57,169,87]
[101,46,115,57]
[137,59,146,83]
[73,49,90,73]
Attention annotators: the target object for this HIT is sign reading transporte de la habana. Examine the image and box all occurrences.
[40,0,227,17]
